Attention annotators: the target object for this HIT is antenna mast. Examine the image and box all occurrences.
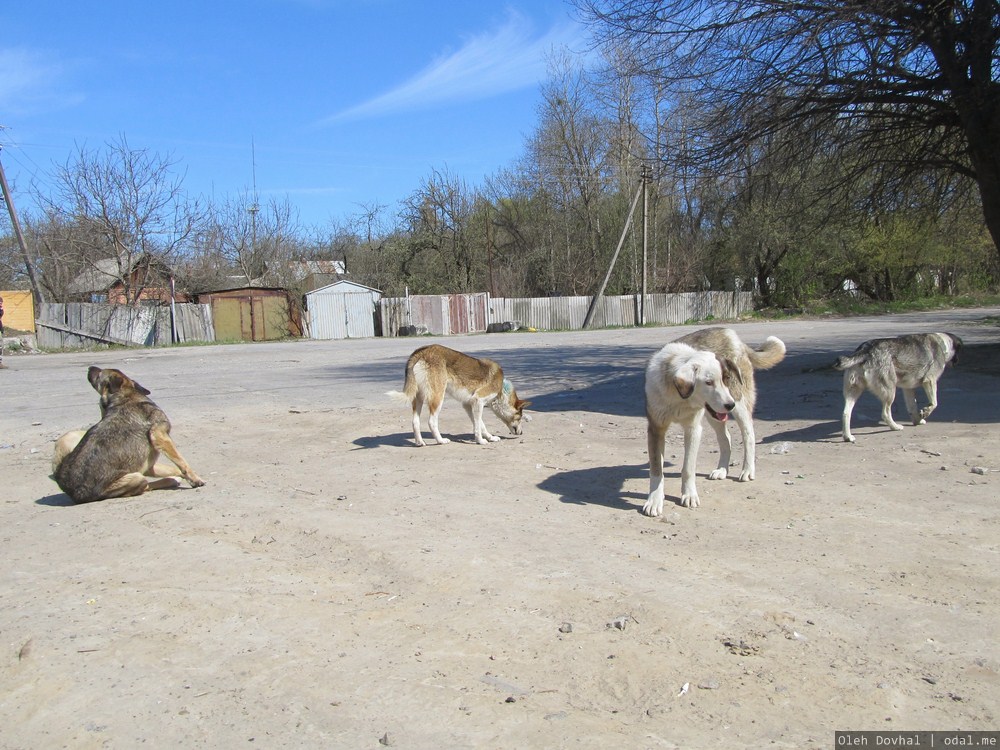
[249,137,260,257]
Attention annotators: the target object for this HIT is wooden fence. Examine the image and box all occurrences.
[36,303,214,349]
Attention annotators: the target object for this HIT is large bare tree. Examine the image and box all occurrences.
[38,135,202,302]
[207,192,299,287]
[575,0,1000,271]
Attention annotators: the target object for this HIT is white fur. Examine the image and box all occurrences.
[643,344,736,515]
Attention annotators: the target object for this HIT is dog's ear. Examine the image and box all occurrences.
[673,365,695,399]
[130,379,152,396]
[515,398,532,411]
[718,355,743,385]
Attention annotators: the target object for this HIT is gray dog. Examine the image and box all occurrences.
[834,332,962,442]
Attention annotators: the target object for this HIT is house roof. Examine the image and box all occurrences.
[66,259,122,294]
[289,259,346,279]
[66,255,172,294]
[198,285,290,295]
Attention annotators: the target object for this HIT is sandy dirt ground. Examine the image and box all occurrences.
[1,309,998,749]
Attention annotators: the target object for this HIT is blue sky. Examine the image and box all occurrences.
[1,1,595,230]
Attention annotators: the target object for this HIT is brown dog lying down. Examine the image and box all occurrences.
[52,366,205,503]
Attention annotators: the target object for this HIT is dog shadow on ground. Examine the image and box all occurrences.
[762,420,844,444]
[351,432,422,450]
[538,462,650,512]
[35,492,76,507]
[351,431,521,449]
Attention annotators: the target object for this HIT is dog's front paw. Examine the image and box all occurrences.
[436,437,451,445]
[188,474,206,488]
[642,493,664,517]
[488,435,501,443]
[889,423,904,431]
[738,468,754,482]
[843,434,856,443]
[708,468,728,480]
[680,492,700,509]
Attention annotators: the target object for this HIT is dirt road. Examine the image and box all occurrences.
[1,309,997,748]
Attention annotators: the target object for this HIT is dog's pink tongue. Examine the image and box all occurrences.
[707,407,729,422]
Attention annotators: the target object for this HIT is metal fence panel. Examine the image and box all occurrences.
[379,291,752,337]
[490,291,752,332]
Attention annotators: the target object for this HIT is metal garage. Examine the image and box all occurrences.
[304,280,382,339]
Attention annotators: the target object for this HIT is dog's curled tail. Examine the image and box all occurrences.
[832,353,865,371]
[747,336,786,370]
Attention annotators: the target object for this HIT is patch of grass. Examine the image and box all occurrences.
[752,293,1000,319]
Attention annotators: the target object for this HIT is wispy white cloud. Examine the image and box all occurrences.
[318,9,591,125]
[0,47,79,116]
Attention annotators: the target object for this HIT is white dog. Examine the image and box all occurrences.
[644,328,786,514]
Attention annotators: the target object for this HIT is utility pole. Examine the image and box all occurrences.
[0,144,46,303]
[582,176,644,330]
[640,164,650,326]
[485,202,496,298]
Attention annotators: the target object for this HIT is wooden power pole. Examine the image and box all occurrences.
[582,175,645,330]
[0,145,46,303]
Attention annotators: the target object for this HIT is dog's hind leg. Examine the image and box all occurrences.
[841,378,864,442]
[411,393,427,446]
[52,429,86,475]
[643,420,669,517]
[101,472,158,499]
[874,379,904,431]
[146,462,183,479]
[706,417,732,480]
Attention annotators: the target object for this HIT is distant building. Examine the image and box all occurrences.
[288,259,347,293]
[66,255,187,304]
[195,286,302,341]
[304,279,382,339]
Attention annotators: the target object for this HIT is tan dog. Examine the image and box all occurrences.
[644,328,786,514]
[388,344,530,446]
[52,366,205,503]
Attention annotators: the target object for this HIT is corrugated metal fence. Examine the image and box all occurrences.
[491,291,750,330]
[381,291,752,336]
[33,292,750,347]
[380,293,489,336]
[36,303,214,349]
